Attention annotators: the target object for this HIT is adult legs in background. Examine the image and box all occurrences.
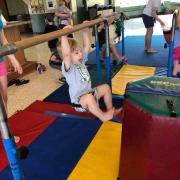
[145,27,157,53]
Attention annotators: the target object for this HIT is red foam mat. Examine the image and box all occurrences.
[0,111,56,172]
[25,100,95,118]
[24,100,123,120]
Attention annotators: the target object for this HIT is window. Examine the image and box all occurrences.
[117,0,147,7]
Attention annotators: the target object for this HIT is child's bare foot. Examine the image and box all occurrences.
[118,56,128,63]
[146,48,157,54]
[114,108,123,116]
[101,108,114,122]
[14,136,20,143]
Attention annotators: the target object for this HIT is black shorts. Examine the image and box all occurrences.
[72,88,99,112]
[142,14,155,28]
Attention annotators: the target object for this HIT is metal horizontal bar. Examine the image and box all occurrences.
[0,14,117,57]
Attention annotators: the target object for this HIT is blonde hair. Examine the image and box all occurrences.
[59,38,78,52]
[68,38,78,52]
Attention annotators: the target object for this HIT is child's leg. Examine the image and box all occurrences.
[0,75,20,143]
[109,44,127,62]
[79,93,114,122]
[96,84,113,110]
[96,84,122,115]
[0,75,8,110]
[173,60,180,76]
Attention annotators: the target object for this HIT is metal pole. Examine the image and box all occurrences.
[0,14,120,58]
[167,40,174,77]
[121,22,125,56]
[94,25,102,84]
[104,19,111,86]
[0,95,22,180]
[167,9,179,77]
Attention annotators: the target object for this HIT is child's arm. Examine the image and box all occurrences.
[50,55,61,62]
[1,15,7,27]
[60,26,72,71]
[108,15,115,25]
[152,8,165,26]
[0,30,22,74]
[82,21,90,53]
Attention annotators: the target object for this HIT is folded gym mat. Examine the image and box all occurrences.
[25,100,95,118]
[112,64,156,96]
[25,100,123,122]
[0,111,56,172]
[68,121,122,180]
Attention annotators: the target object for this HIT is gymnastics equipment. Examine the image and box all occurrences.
[94,24,102,84]
[0,14,123,179]
[0,15,118,57]
[112,65,156,96]
[0,13,125,86]
[0,95,23,180]
[119,76,180,180]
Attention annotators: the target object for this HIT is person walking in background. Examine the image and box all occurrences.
[142,0,165,53]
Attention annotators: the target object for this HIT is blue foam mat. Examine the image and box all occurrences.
[0,117,102,180]
[44,83,123,109]
[155,67,168,76]
[87,35,169,67]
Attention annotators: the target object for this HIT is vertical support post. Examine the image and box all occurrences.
[104,19,111,86]
[0,96,22,180]
[121,22,125,56]
[167,40,174,77]
[94,25,102,84]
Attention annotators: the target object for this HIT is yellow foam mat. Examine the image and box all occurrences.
[112,64,156,96]
[68,121,122,180]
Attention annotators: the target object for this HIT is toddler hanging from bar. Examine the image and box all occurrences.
[60,23,121,122]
